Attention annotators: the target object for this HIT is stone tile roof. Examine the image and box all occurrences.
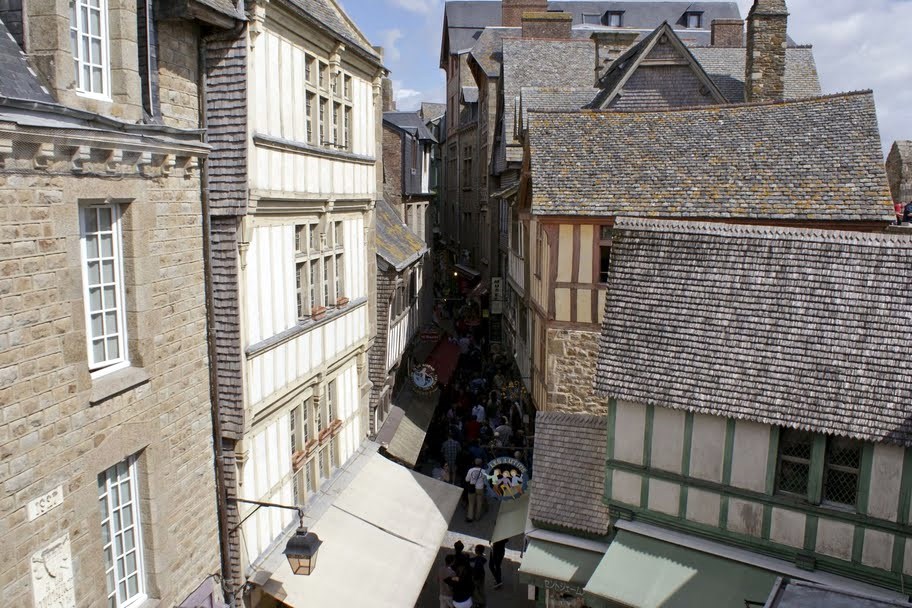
[691,46,821,102]
[0,18,54,103]
[528,92,894,220]
[193,0,245,21]
[530,412,610,536]
[518,87,595,134]
[384,111,436,142]
[461,85,479,104]
[595,218,912,447]
[286,0,380,61]
[376,199,427,272]
[469,27,519,77]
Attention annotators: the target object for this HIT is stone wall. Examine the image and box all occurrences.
[382,126,403,211]
[886,141,912,204]
[0,167,221,606]
[521,12,572,39]
[745,2,788,102]
[545,327,607,415]
[158,20,201,129]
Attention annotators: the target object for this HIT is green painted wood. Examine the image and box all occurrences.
[804,514,818,553]
[761,504,772,540]
[604,399,617,503]
[891,535,905,574]
[605,498,907,593]
[641,404,655,507]
[719,419,736,529]
[897,447,912,526]
[852,525,865,564]
[604,458,909,537]
[766,426,780,495]
[809,435,826,504]
[680,413,695,518]
[857,444,874,516]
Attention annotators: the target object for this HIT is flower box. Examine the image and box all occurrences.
[336,296,350,307]
[311,306,326,320]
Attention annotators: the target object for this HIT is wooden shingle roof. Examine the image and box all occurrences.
[594,218,912,447]
[528,91,894,221]
[530,412,610,536]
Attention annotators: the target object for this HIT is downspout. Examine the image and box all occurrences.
[198,33,236,607]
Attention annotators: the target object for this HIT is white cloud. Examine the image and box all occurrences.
[387,0,439,15]
[379,28,403,63]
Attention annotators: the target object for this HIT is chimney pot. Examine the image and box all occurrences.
[521,11,572,39]
[711,19,744,47]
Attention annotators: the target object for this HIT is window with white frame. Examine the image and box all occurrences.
[80,204,128,374]
[70,0,110,97]
[294,220,346,319]
[99,456,145,607]
[300,57,353,151]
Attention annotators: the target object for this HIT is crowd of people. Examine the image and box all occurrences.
[437,539,508,608]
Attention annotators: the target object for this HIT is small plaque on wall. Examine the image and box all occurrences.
[30,534,76,608]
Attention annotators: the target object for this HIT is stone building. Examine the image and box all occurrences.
[886,141,912,214]
[0,0,243,600]
[582,218,912,605]
[514,90,894,416]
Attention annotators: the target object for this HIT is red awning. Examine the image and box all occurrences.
[426,339,461,386]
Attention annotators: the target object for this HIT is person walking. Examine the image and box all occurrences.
[489,538,507,589]
[444,560,475,608]
[441,434,461,485]
[471,545,488,608]
[464,458,486,522]
[438,554,456,608]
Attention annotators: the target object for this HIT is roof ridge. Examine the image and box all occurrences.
[613,218,912,246]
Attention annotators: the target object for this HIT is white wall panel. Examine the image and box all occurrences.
[246,225,296,346]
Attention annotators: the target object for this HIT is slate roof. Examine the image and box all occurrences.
[461,85,479,104]
[529,412,610,536]
[469,27,519,77]
[691,46,821,102]
[193,0,245,21]
[420,102,447,121]
[767,580,911,608]
[0,17,54,103]
[595,218,912,447]
[376,199,427,272]
[518,87,594,133]
[285,0,380,61]
[384,111,436,142]
[528,92,894,220]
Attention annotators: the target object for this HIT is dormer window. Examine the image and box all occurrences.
[69,0,110,98]
[582,13,601,25]
[685,11,703,29]
[606,11,624,27]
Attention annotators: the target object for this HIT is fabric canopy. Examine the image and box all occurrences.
[491,492,530,543]
[518,539,603,596]
[376,384,438,467]
[426,339,461,385]
[584,530,778,608]
[259,453,461,608]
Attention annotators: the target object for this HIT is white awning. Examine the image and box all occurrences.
[257,453,461,608]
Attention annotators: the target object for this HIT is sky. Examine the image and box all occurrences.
[339,0,911,154]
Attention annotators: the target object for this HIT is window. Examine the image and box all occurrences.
[70,0,109,97]
[326,380,336,423]
[823,437,861,506]
[606,11,623,27]
[318,99,327,144]
[776,429,812,496]
[308,260,318,311]
[318,62,327,89]
[295,220,345,317]
[305,54,313,83]
[685,12,702,28]
[305,92,314,144]
[775,430,863,509]
[582,13,602,25]
[80,204,127,373]
[334,255,343,302]
[290,408,299,504]
[99,457,145,607]
[296,263,305,319]
[344,75,352,99]
[343,107,351,150]
[333,102,342,146]
[598,225,612,284]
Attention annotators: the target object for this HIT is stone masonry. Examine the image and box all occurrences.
[745,0,789,102]
[545,328,607,416]
[0,164,221,606]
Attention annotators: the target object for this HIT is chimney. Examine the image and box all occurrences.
[521,11,572,39]
[381,78,396,112]
[711,19,744,47]
[745,0,788,102]
[501,0,547,28]
[591,30,640,81]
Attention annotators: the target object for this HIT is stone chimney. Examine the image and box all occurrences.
[502,0,547,28]
[591,31,640,81]
[522,11,573,39]
[711,19,744,47]
[381,78,396,112]
[745,0,788,102]
[886,141,912,206]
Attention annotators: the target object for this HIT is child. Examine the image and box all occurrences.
[472,544,487,607]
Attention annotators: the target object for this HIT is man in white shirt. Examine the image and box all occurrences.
[464,458,486,522]
[471,402,486,423]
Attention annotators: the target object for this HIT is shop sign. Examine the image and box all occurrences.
[491,278,504,314]
[543,580,585,596]
[483,456,529,500]
[411,363,438,393]
[31,534,76,608]
[545,587,587,607]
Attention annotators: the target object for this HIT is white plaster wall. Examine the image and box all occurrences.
[861,529,894,571]
[815,518,855,562]
[689,413,726,483]
[614,400,646,465]
[729,421,770,493]
[769,507,805,549]
[868,444,904,522]
[650,407,685,474]
[726,498,763,538]
[685,489,721,526]
[648,479,681,516]
[612,470,642,507]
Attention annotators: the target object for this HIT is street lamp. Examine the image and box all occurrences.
[233,498,322,575]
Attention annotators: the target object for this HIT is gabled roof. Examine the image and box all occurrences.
[384,111,436,142]
[420,102,447,122]
[0,18,54,103]
[587,22,726,109]
[595,218,912,447]
[286,0,381,62]
[528,91,894,220]
[376,199,427,272]
[530,412,610,536]
[691,46,821,102]
[469,26,519,78]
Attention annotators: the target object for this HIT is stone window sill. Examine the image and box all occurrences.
[90,366,151,405]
